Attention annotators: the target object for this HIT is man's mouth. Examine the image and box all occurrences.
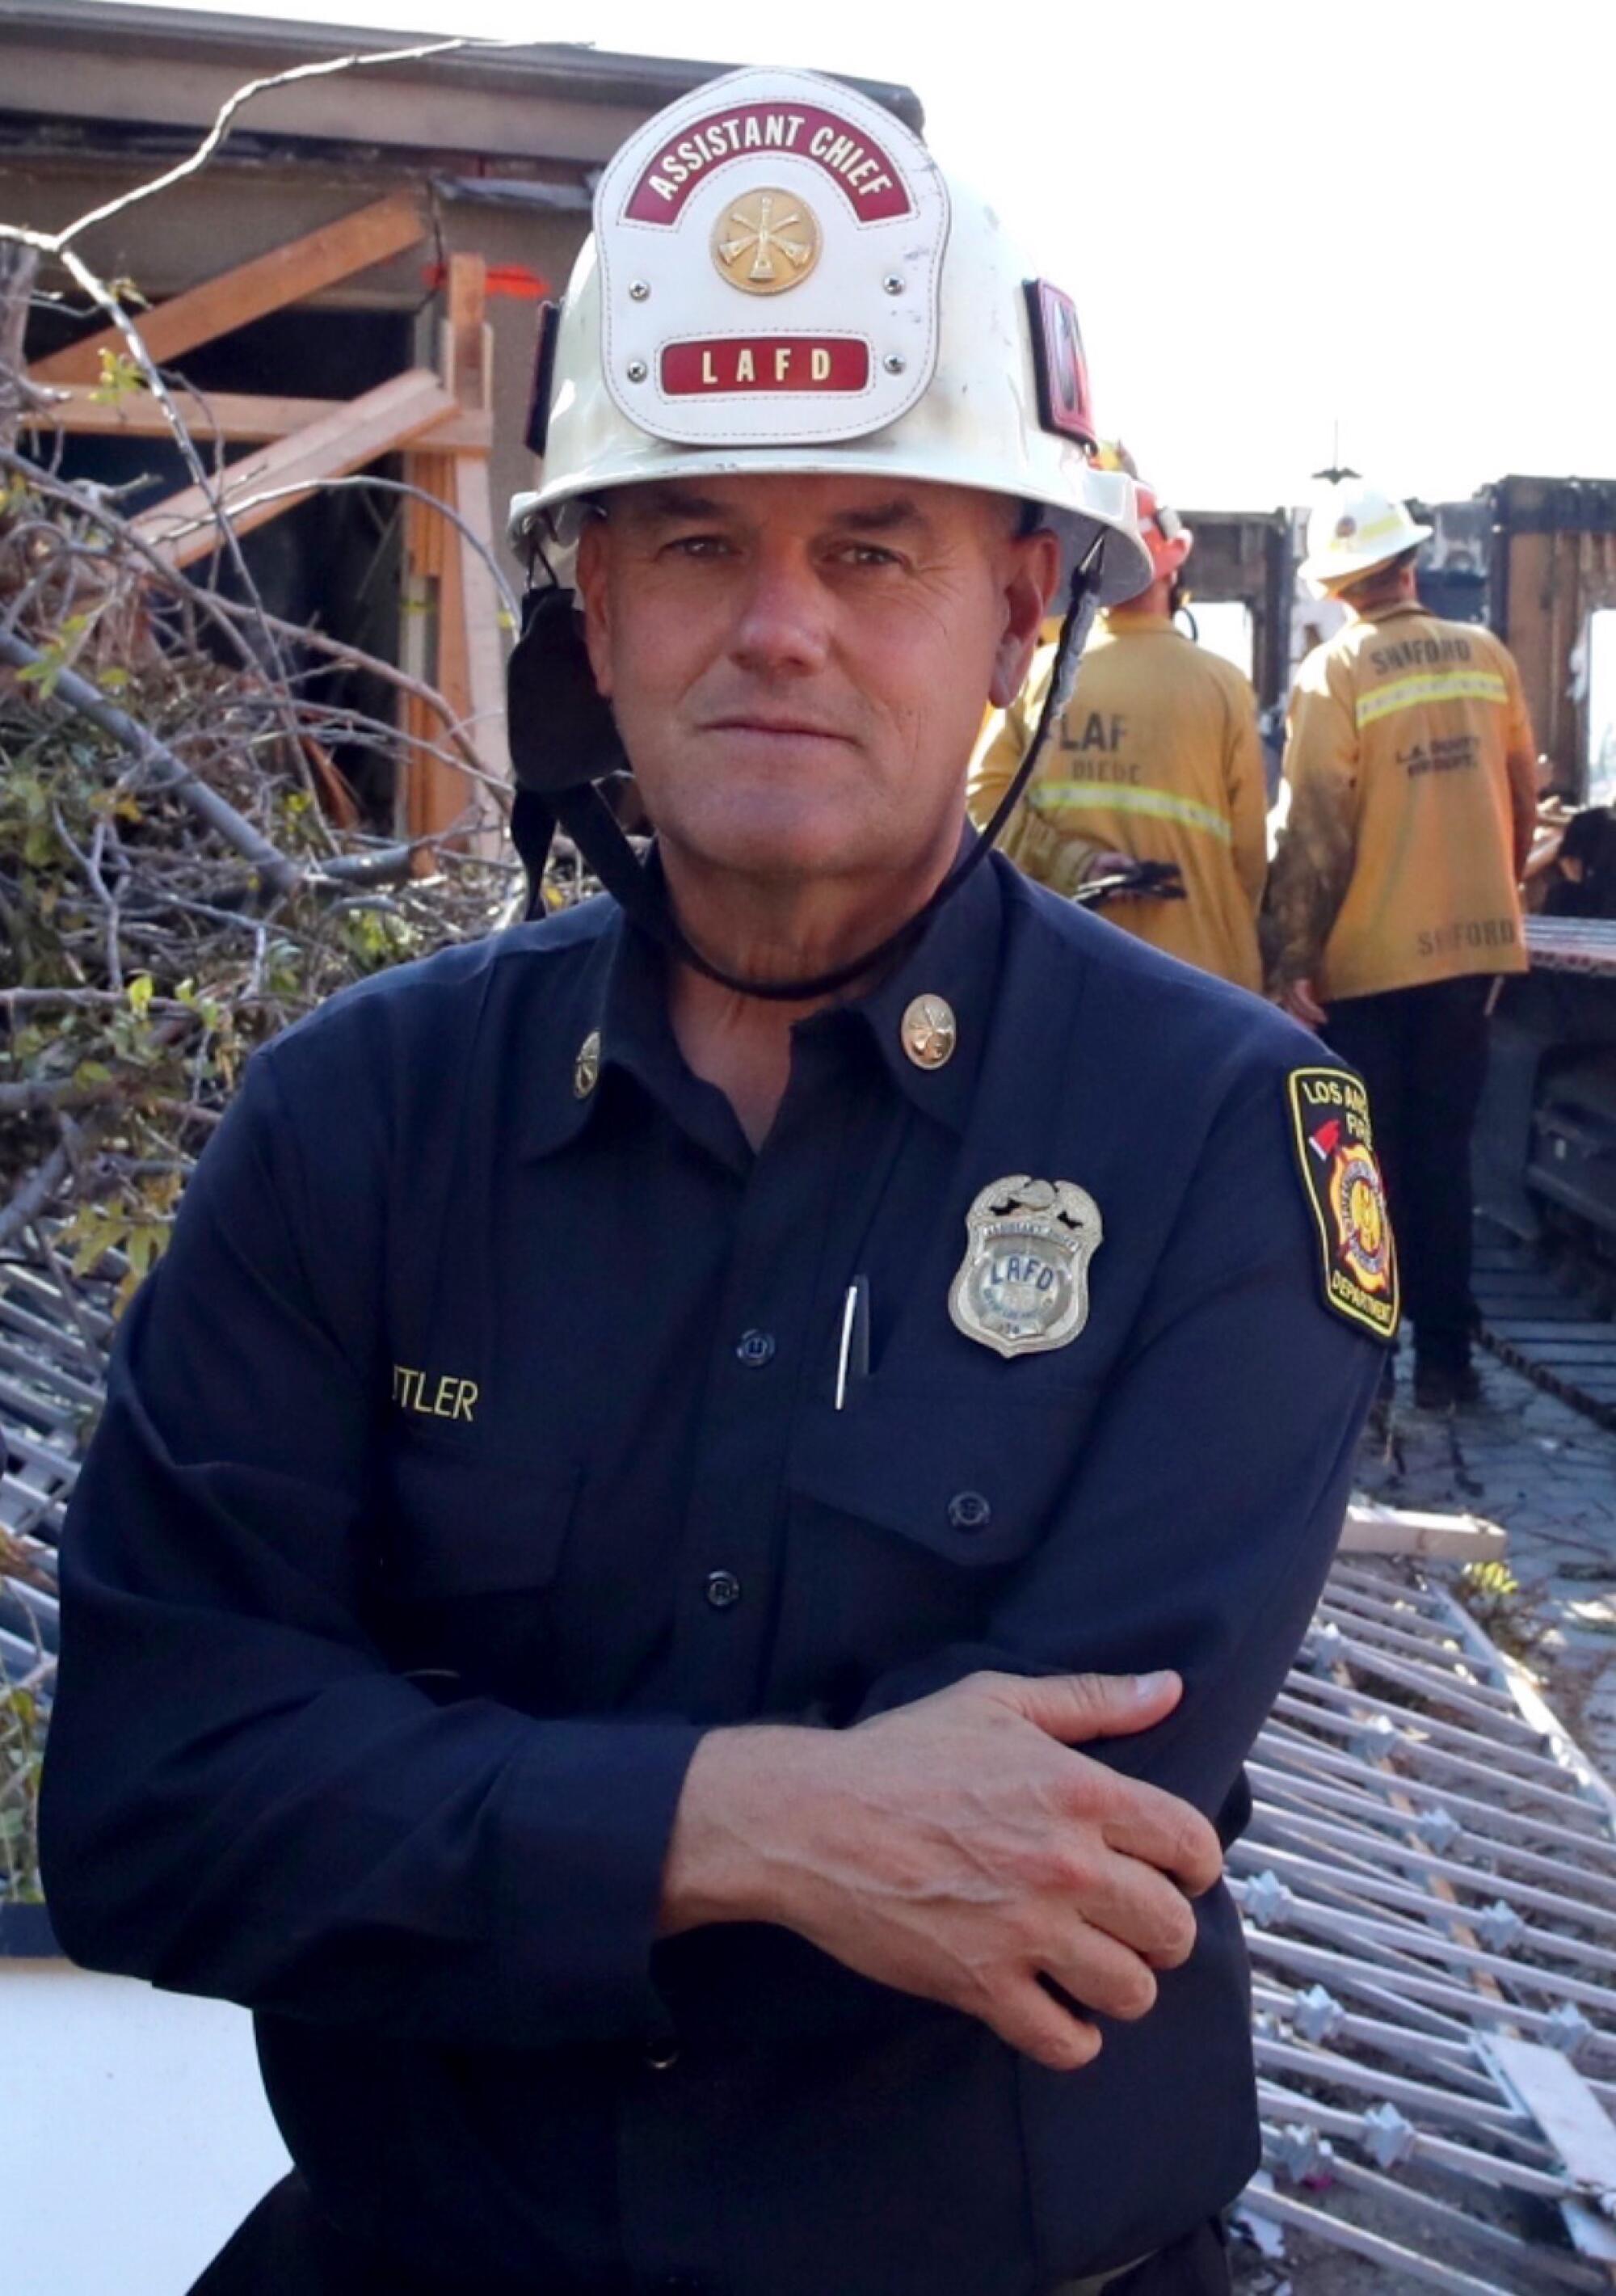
[702,716,855,744]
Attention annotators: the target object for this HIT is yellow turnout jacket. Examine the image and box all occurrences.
[1267,601,1537,1001]
[969,611,1267,992]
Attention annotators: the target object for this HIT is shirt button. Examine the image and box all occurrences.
[705,1569,743,1610]
[735,1329,776,1367]
[645,2038,680,2071]
[947,1490,992,1533]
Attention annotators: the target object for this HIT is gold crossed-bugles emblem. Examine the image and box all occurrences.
[711,187,822,296]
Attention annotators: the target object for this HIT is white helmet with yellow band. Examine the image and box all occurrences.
[1298,478,1432,596]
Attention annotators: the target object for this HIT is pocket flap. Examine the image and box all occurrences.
[788,1390,1075,1568]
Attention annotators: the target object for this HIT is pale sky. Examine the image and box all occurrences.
[98,0,1616,513]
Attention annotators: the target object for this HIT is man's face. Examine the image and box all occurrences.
[574,473,1057,889]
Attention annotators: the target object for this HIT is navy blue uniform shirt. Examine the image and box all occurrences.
[42,853,1382,2296]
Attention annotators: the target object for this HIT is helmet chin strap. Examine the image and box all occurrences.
[506,534,1105,1004]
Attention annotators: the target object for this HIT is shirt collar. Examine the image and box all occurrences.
[839,844,1001,1135]
[514,906,619,1162]
[1353,599,1425,627]
[1099,608,1178,636]
[520,840,1004,1157]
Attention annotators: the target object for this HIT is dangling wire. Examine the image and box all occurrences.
[966,527,1105,870]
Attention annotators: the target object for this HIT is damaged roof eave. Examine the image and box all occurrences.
[0,2,925,170]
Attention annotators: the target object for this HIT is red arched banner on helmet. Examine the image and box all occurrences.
[623,102,913,225]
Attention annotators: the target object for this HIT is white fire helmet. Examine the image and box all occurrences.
[510,65,1149,605]
[1299,478,1432,595]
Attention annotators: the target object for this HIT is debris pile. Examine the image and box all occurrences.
[0,288,534,1902]
[1234,1557,1616,2291]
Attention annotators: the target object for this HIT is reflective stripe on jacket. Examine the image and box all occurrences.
[970,613,1267,993]
[1267,602,1537,1001]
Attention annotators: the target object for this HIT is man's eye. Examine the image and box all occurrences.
[835,544,903,570]
[665,533,732,559]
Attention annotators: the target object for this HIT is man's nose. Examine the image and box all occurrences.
[729,546,832,677]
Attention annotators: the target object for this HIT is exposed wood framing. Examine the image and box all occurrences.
[29,194,425,385]
[400,251,506,859]
[25,382,489,451]
[399,449,469,847]
[444,254,505,845]
[128,367,459,568]
[24,204,509,857]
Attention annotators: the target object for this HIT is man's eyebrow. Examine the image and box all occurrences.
[829,498,932,537]
[626,486,734,524]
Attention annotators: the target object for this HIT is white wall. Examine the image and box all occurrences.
[3,1959,291,2296]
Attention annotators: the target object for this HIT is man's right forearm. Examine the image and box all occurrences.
[655,1671,1218,2072]
[659,1723,834,1936]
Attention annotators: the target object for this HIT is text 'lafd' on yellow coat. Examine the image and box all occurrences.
[1266,601,1538,1002]
[968,610,1269,993]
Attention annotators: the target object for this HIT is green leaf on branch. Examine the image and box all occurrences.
[89,350,148,406]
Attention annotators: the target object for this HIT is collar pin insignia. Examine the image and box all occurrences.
[902,994,957,1070]
[574,1030,601,1099]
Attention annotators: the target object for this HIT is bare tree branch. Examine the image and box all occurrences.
[158,472,524,626]
[0,446,494,786]
[0,245,39,453]
[51,38,499,253]
[0,25,569,1411]
[0,625,304,895]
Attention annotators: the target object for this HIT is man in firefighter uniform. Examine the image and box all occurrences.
[1267,478,1537,1410]
[969,484,1267,992]
[43,67,1391,2296]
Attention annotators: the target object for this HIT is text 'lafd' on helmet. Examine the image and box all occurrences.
[1299,478,1432,595]
[511,65,1149,604]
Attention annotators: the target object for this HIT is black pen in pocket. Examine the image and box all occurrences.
[834,1274,871,1411]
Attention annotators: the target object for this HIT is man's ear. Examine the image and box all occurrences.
[574,517,614,699]
[990,528,1061,709]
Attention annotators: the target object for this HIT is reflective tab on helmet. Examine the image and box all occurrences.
[1025,280,1097,451]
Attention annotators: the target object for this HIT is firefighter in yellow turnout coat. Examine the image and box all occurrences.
[970,486,1268,992]
[1266,479,1538,1409]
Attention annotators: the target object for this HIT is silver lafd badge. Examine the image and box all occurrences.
[948,1176,1103,1359]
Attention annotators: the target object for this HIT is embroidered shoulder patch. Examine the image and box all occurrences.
[1286,1067,1400,1343]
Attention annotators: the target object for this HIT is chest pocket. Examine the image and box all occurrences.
[372,1439,582,1707]
[780,1388,1091,1713]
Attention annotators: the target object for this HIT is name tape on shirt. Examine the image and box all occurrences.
[1286,1068,1400,1342]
